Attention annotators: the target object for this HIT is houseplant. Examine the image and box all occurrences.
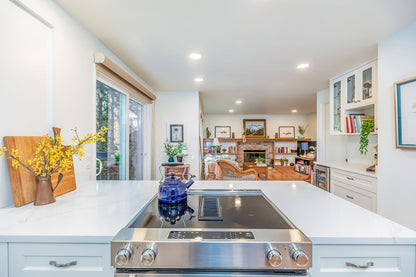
[175,142,185,162]
[0,127,108,205]
[257,157,266,164]
[163,141,176,162]
[359,120,375,155]
[298,125,307,138]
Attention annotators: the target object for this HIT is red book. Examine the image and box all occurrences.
[346,117,350,133]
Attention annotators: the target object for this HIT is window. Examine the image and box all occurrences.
[96,75,145,180]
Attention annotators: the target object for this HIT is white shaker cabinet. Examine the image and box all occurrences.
[331,168,377,212]
[8,243,113,277]
[0,243,7,277]
[311,244,415,276]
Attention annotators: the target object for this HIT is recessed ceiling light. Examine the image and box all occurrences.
[292,109,297,113]
[194,77,204,82]
[229,109,234,113]
[189,53,201,60]
[235,100,243,104]
[297,63,310,69]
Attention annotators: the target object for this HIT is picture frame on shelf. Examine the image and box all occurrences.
[243,119,266,138]
[394,76,416,149]
[170,124,184,143]
[278,126,295,138]
[203,140,213,148]
[214,126,231,138]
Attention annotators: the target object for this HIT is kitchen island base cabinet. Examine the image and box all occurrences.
[9,243,113,277]
[0,243,7,277]
[311,244,415,276]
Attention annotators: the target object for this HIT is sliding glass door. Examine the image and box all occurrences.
[96,78,144,180]
[129,99,144,180]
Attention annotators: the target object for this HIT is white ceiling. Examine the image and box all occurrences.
[55,0,416,114]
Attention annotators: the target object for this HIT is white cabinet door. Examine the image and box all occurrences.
[312,244,415,276]
[9,243,113,277]
[0,243,7,277]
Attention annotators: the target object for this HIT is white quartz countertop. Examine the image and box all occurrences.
[315,161,377,177]
[0,180,415,245]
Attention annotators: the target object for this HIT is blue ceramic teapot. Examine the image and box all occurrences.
[158,163,194,203]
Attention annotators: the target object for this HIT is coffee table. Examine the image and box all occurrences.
[243,162,268,180]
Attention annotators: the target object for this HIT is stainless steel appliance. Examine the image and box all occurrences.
[111,189,312,276]
[314,164,330,191]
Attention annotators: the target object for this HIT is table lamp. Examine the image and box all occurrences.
[212,138,221,153]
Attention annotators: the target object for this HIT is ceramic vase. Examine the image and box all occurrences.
[34,176,56,205]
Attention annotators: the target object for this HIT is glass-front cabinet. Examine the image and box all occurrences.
[329,59,377,135]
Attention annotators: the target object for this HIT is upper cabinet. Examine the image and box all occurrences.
[329,59,377,135]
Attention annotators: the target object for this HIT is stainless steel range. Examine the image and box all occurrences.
[111,189,312,276]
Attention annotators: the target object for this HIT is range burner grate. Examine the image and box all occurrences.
[199,197,223,221]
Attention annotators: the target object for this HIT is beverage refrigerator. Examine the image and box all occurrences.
[314,164,330,192]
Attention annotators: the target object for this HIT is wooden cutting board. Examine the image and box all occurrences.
[3,136,76,207]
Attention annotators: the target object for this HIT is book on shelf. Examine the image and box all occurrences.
[345,114,373,133]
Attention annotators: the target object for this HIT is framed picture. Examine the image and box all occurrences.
[215,126,231,138]
[394,76,416,148]
[170,124,184,142]
[204,140,213,148]
[243,119,266,138]
[279,126,295,138]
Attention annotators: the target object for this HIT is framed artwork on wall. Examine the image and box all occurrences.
[215,126,231,138]
[243,119,266,138]
[170,124,184,143]
[278,126,295,138]
[394,76,416,148]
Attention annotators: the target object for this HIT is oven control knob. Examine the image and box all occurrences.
[266,249,283,267]
[140,248,157,266]
[289,245,309,266]
[115,245,133,266]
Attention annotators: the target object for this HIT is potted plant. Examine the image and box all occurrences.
[298,125,307,138]
[163,141,176,162]
[257,157,266,164]
[175,142,185,162]
[222,148,227,153]
[359,120,375,155]
[281,157,289,166]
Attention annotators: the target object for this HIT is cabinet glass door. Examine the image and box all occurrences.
[362,67,373,100]
[347,75,355,104]
[333,81,341,131]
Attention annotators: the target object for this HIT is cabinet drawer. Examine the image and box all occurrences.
[331,168,376,193]
[9,243,113,277]
[313,245,415,276]
[332,182,376,212]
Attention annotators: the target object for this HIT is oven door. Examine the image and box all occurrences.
[115,271,310,277]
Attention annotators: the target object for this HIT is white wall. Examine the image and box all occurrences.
[153,92,201,180]
[0,0,153,207]
[203,114,317,140]
[378,21,416,230]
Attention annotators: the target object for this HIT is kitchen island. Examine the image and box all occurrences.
[0,180,415,276]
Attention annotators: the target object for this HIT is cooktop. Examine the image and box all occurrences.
[128,189,293,229]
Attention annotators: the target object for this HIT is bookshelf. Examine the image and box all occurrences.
[329,59,378,135]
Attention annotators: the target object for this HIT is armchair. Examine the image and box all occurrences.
[216,160,258,180]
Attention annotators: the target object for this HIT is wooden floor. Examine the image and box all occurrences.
[266,166,311,183]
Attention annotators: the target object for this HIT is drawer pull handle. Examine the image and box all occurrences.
[346,195,354,199]
[346,262,374,269]
[49,261,77,268]
[346,176,354,181]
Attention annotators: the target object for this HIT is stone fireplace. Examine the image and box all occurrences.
[237,141,274,165]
